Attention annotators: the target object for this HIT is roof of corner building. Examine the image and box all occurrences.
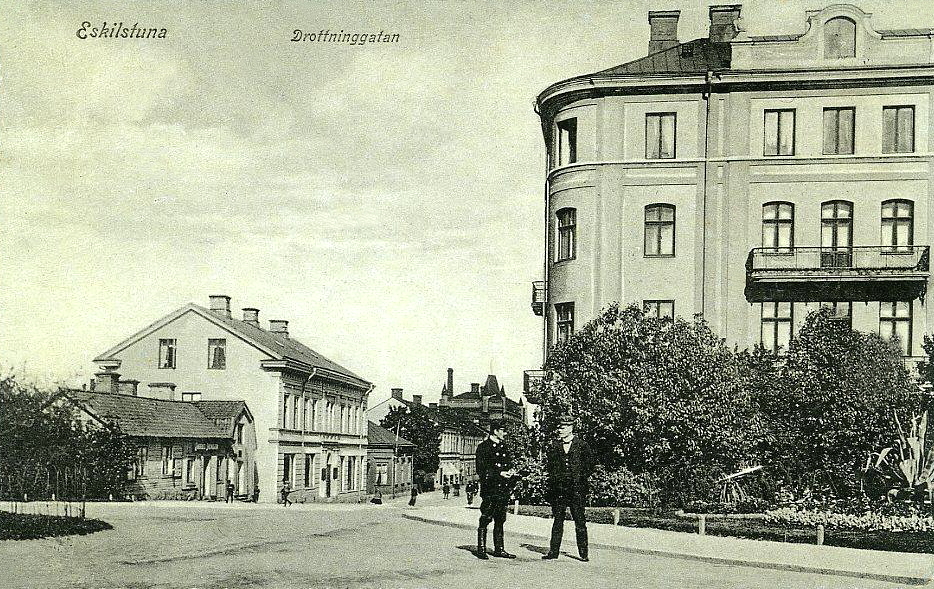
[95,303,370,388]
[589,38,732,77]
[66,390,232,439]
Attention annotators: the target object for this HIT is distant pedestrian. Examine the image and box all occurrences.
[225,480,235,503]
[370,487,383,505]
[443,482,450,499]
[541,416,594,562]
[409,484,419,506]
[280,479,292,507]
[453,482,460,497]
[252,486,260,503]
[466,481,476,505]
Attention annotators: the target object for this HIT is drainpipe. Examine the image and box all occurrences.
[701,70,714,317]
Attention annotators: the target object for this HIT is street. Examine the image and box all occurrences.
[0,492,905,589]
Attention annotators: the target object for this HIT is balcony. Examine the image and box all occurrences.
[531,281,547,316]
[745,245,929,302]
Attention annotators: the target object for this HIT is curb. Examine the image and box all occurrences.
[402,512,931,586]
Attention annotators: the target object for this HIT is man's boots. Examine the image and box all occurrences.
[576,526,589,562]
[491,527,516,559]
[476,527,489,559]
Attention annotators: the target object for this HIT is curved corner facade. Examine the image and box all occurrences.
[532,4,934,365]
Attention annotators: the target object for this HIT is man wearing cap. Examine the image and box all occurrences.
[474,420,518,559]
[542,416,594,561]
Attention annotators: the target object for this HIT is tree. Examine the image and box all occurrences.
[755,308,921,497]
[539,303,762,506]
[381,404,442,485]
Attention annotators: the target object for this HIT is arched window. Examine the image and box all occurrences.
[644,204,675,257]
[555,207,576,261]
[881,199,913,251]
[825,17,856,59]
[762,202,794,252]
[821,200,853,268]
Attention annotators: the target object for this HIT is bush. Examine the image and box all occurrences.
[540,303,763,507]
[588,465,658,508]
[682,497,771,514]
[0,511,111,540]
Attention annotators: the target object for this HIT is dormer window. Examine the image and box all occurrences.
[824,17,856,59]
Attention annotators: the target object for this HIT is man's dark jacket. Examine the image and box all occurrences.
[475,437,514,499]
[545,437,594,502]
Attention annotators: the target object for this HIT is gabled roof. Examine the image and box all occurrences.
[95,303,370,388]
[367,421,414,447]
[67,391,232,439]
[590,38,731,77]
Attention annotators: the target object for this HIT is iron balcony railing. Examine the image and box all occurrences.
[746,245,930,276]
[531,281,547,316]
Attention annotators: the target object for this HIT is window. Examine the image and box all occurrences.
[643,300,674,320]
[824,17,856,59]
[158,339,177,369]
[820,301,853,330]
[282,394,290,428]
[236,423,244,445]
[644,204,675,257]
[762,202,794,252]
[133,446,148,479]
[764,109,795,156]
[646,113,676,159]
[184,457,195,485]
[208,338,226,369]
[556,208,576,261]
[821,201,853,267]
[556,118,577,166]
[883,106,915,153]
[881,200,914,251]
[761,302,793,353]
[302,398,308,430]
[161,445,171,475]
[283,453,294,486]
[823,108,855,155]
[181,391,201,402]
[292,396,299,430]
[304,454,313,487]
[880,301,912,355]
[555,302,574,345]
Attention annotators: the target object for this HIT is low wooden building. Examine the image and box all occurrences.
[68,381,256,501]
[365,421,414,495]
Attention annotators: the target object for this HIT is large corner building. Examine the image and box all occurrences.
[532,4,934,369]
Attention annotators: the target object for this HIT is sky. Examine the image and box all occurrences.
[1,0,931,405]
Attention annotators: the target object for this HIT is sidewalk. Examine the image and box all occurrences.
[404,504,934,586]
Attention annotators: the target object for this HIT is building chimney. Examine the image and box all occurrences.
[471,383,480,394]
[412,394,422,405]
[446,368,454,398]
[269,319,289,338]
[117,379,139,396]
[391,387,404,400]
[209,295,232,319]
[429,402,438,409]
[148,382,177,401]
[242,307,260,327]
[709,4,742,42]
[648,10,680,55]
[94,371,120,395]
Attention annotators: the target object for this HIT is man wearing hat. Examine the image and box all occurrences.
[474,419,518,559]
[542,416,594,561]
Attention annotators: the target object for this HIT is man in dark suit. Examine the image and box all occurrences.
[542,416,594,561]
[474,420,518,560]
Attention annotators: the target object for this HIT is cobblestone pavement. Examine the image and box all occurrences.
[0,492,904,589]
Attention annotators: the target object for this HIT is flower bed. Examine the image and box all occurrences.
[0,511,112,540]
[517,505,934,554]
[765,507,934,533]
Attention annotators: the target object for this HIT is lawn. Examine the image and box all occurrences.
[0,511,112,540]
[518,505,934,554]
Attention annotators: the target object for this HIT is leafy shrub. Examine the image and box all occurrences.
[683,497,771,514]
[588,465,658,508]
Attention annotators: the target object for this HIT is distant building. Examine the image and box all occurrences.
[438,368,526,426]
[92,295,373,503]
[530,4,934,382]
[67,380,256,501]
[366,421,414,495]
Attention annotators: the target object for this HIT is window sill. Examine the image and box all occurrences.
[879,249,915,255]
[554,256,576,265]
[644,254,676,259]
